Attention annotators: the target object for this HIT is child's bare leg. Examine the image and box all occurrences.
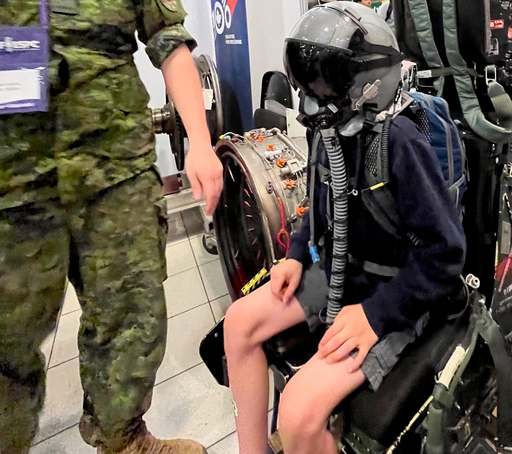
[224,283,306,454]
[278,352,366,454]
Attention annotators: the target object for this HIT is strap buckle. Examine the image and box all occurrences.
[485,65,497,87]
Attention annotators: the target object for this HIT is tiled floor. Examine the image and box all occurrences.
[30,207,241,454]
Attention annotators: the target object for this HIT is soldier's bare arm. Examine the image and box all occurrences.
[136,0,223,215]
[161,45,223,216]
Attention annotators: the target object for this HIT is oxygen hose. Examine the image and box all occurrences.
[321,128,350,325]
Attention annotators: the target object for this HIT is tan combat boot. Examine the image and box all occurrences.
[97,431,207,454]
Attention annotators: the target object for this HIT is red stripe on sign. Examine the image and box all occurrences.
[227,0,238,14]
[491,19,505,30]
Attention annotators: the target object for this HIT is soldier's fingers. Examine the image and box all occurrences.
[188,167,203,201]
[207,175,222,215]
[214,172,223,206]
[203,179,217,216]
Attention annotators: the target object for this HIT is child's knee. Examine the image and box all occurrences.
[278,387,326,444]
[224,297,258,349]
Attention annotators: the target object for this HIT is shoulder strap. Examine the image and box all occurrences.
[361,181,404,240]
[405,0,512,144]
[441,0,512,144]
[360,118,405,240]
[360,109,431,245]
[386,1,393,22]
[404,0,445,96]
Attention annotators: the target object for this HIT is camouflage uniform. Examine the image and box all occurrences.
[0,1,196,452]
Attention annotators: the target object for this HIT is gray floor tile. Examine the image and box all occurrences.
[30,425,95,454]
[62,283,80,315]
[49,310,81,368]
[166,241,197,276]
[210,295,232,323]
[182,207,207,238]
[155,304,215,385]
[207,409,275,453]
[199,260,229,301]
[35,359,83,444]
[208,431,238,454]
[164,267,208,317]
[146,364,236,448]
[167,212,188,245]
[190,235,218,266]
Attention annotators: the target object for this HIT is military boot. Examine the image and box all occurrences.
[97,431,207,454]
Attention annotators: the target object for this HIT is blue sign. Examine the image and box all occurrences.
[211,0,253,134]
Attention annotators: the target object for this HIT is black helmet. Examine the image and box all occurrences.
[284,1,402,113]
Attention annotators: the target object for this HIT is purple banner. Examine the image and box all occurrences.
[0,0,50,115]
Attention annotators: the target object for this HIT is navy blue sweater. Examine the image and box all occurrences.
[287,116,467,338]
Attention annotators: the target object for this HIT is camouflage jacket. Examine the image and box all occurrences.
[0,0,196,209]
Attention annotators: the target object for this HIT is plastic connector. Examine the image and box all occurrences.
[309,245,320,263]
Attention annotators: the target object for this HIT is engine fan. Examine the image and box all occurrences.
[213,129,309,300]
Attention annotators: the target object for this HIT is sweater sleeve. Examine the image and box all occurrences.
[361,117,467,338]
[287,204,312,265]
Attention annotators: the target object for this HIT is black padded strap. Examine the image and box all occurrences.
[353,53,404,74]
[386,1,393,21]
[361,182,404,240]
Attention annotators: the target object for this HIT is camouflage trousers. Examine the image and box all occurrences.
[0,170,169,453]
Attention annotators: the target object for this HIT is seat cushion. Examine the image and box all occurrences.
[253,108,288,132]
[265,315,469,447]
[342,314,469,447]
[265,322,323,360]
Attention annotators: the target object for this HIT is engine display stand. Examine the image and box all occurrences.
[164,173,217,255]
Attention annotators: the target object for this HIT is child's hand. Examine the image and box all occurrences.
[270,259,303,304]
[318,304,378,372]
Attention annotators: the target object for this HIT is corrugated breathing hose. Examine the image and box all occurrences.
[321,128,349,324]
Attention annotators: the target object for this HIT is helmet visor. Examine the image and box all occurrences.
[284,40,356,100]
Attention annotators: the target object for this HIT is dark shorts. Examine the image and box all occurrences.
[295,262,428,391]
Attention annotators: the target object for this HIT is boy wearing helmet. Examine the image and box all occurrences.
[223,2,466,454]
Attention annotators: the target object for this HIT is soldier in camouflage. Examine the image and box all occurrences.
[0,1,223,453]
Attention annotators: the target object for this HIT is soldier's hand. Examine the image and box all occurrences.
[185,143,223,216]
[160,45,223,215]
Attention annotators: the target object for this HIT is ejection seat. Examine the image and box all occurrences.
[253,71,294,132]
[264,281,471,449]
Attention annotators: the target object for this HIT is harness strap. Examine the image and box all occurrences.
[405,0,445,96]
[417,67,481,79]
[347,253,400,278]
[441,0,512,144]
[308,131,322,263]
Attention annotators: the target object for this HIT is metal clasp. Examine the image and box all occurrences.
[485,65,497,87]
[465,274,481,290]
